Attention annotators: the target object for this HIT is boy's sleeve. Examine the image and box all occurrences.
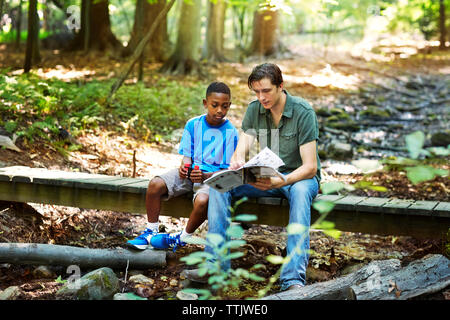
[178,120,194,157]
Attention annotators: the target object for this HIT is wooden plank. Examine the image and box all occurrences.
[257,197,283,205]
[407,200,439,216]
[382,198,415,215]
[333,196,366,211]
[314,194,345,202]
[72,177,128,190]
[118,180,150,194]
[355,197,390,213]
[433,202,450,218]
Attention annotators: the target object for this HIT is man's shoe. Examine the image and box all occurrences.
[286,284,303,291]
[181,269,209,284]
[126,228,157,250]
[150,231,186,252]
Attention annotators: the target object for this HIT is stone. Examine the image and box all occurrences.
[128,274,155,285]
[328,140,353,160]
[176,290,198,300]
[0,286,21,300]
[33,265,56,279]
[56,267,120,300]
[169,279,178,287]
[430,131,450,147]
[113,292,147,300]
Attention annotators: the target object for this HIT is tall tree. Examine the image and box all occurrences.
[70,0,122,51]
[439,0,447,49]
[203,0,227,62]
[249,2,281,57]
[123,0,170,62]
[24,0,40,73]
[160,0,202,75]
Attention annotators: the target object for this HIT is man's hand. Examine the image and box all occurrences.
[250,177,286,190]
[229,160,245,170]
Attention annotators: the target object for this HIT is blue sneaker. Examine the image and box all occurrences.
[127,228,158,250]
[150,232,186,252]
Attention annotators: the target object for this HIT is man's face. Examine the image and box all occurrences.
[203,92,231,126]
[250,78,283,110]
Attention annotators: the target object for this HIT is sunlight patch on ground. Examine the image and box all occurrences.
[35,65,96,81]
[283,64,360,90]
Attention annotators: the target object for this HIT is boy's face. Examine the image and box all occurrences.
[203,92,231,126]
[250,77,284,111]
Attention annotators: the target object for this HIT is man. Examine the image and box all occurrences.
[184,63,321,292]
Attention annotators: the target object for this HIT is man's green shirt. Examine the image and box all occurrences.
[241,90,321,182]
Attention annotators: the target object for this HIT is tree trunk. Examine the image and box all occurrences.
[15,0,23,48]
[160,0,202,75]
[249,4,280,57]
[262,259,401,300]
[23,0,40,73]
[70,0,122,51]
[0,243,166,269]
[350,254,450,300]
[203,0,227,62]
[439,0,447,49]
[123,0,170,62]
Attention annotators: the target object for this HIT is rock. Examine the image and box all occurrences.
[430,131,450,147]
[128,274,155,285]
[0,286,21,300]
[170,279,178,287]
[113,292,147,300]
[176,290,198,300]
[339,263,366,276]
[56,267,120,300]
[328,140,353,160]
[359,105,391,119]
[33,265,56,279]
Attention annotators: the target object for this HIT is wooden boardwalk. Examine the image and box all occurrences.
[0,166,449,239]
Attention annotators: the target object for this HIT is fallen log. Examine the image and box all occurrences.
[350,254,450,300]
[0,243,166,269]
[262,259,402,300]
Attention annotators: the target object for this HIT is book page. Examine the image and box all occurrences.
[242,147,285,169]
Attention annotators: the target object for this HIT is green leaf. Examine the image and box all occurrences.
[404,165,447,185]
[124,292,147,300]
[225,251,245,260]
[248,273,265,282]
[223,240,246,250]
[206,233,225,247]
[323,229,342,239]
[233,214,257,222]
[266,255,285,264]
[226,224,244,239]
[312,200,335,214]
[405,131,425,159]
[184,236,208,246]
[286,223,307,235]
[320,181,345,195]
[181,288,211,300]
[312,220,335,230]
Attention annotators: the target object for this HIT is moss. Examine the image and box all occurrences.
[360,105,391,119]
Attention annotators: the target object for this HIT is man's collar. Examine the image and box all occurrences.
[259,90,293,118]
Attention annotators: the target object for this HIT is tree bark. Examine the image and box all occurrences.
[160,0,202,75]
[262,259,401,300]
[15,0,23,48]
[70,0,122,51]
[439,0,447,49]
[123,0,170,62]
[0,243,166,269]
[23,0,40,73]
[350,254,450,300]
[249,4,280,57]
[203,0,227,62]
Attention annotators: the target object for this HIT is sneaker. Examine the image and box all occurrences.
[126,228,157,250]
[150,232,186,252]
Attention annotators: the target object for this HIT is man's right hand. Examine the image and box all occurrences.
[179,164,188,179]
[229,161,244,170]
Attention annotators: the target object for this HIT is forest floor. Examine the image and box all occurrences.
[0,39,449,300]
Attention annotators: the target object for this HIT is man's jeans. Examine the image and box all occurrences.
[206,177,319,291]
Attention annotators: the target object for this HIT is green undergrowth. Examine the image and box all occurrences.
[0,69,205,151]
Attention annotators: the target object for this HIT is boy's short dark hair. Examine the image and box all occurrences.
[247,63,283,89]
[206,82,231,98]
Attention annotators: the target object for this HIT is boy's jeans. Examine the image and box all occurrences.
[206,177,319,291]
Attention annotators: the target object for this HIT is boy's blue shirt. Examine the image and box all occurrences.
[178,114,239,173]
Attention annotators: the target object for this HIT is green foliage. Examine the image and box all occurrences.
[0,70,205,153]
[180,197,265,300]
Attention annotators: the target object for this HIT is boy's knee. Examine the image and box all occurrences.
[194,193,209,208]
[147,177,168,196]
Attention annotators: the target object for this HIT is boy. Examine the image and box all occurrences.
[127,82,238,251]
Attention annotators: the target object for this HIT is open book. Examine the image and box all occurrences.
[204,147,287,193]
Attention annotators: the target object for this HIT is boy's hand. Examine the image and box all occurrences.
[189,166,203,183]
[179,164,189,179]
